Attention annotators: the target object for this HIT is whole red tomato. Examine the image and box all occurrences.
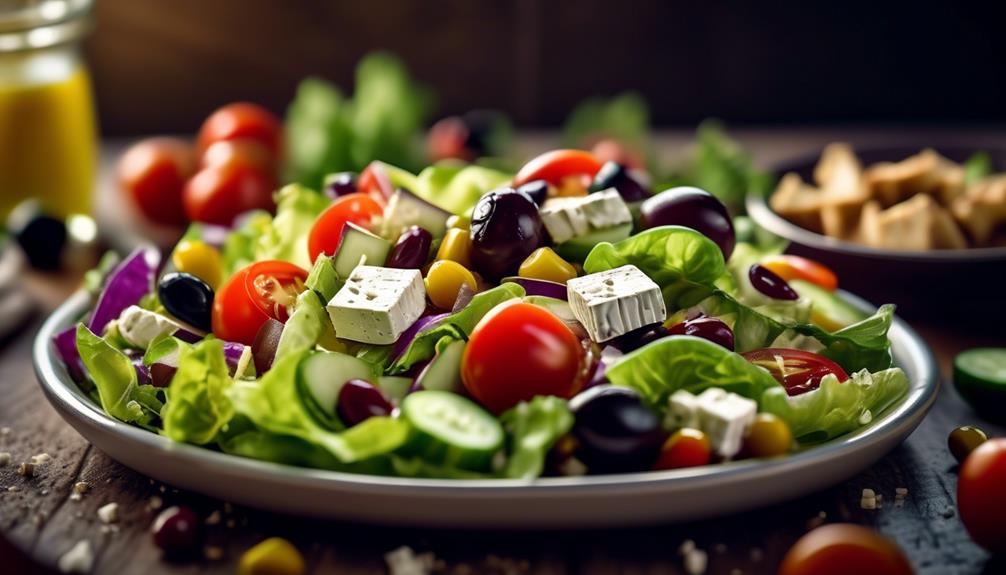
[958,437,1006,552]
[197,102,282,159]
[200,139,276,174]
[117,137,195,227]
[779,523,913,575]
[307,193,384,263]
[212,260,309,345]
[183,163,276,226]
[461,302,586,413]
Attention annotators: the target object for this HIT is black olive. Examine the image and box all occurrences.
[589,161,649,202]
[570,385,667,473]
[158,272,214,332]
[516,180,549,206]
[7,200,67,270]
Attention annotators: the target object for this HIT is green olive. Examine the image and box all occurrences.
[742,413,793,458]
[948,425,988,464]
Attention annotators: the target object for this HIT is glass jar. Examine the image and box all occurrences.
[0,0,97,219]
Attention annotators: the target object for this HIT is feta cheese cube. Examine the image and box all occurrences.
[327,266,426,345]
[567,265,666,342]
[540,189,632,244]
[666,390,701,430]
[117,306,184,349]
[695,388,757,458]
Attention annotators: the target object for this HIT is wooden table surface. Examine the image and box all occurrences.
[3,129,1006,574]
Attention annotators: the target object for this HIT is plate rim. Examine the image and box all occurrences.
[33,289,940,497]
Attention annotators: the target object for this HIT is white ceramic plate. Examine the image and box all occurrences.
[34,290,939,528]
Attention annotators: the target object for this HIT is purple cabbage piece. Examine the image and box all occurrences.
[88,247,161,333]
[200,224,230,249]
[54,325,85,382]
[223,342,247,375]
[173,328,204,344]
[133,362,152,386]
[500,277,567,300]
[390,313,451,363]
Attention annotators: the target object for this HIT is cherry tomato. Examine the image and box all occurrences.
[200,139,275,174]
[512,149,603,188]
[212,260,308,345]
[591,138,646,170]
[196,102,282,159]
[653,428,711,470]
[741,348,849,396]
[183,163,276,226]
[958,438,1006,552]
[356,162,394,206]
[779,524,912,575]
[761,255,839,292]
[117,137,195,227]
[462,302,586,413]
[307,193,384,263]
[427,116,475,163]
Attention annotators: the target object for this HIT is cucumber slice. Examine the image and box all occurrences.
[333,223,392,279]
[554,222,632,263]
[401,390,503,470]
[954,348,1006,419]
[377,375,414,406]
[298,351,374,418]
[414,339,466,393]
[381,188,451,239]
[790,279,867,332]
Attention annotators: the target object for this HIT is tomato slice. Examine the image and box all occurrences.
[512,149,603,188]
[741,348,849,396]
[212,260,308,345]
[761,255,838,292]
[307,193,384,263]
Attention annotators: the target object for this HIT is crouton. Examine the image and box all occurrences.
[952,175,1006,245]
[815,144,870,239]
[868,194,967,250]
[864,149,965,207]
[770,172,824,233]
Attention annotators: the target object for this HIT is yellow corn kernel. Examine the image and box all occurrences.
[446,214,470,231]
[238,537,305,575]
[425,260,477,309]
[435,228,473,268]
[518,247,578,284]
[171,239,223,289]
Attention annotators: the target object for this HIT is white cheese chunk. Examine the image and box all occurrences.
[666,390,701,430]
[566,265,666,342]
[97,502,119,524]
[327,266,426,345]
[117,305,184,349]
[695,388,757,459]
[58,540,94,574]
[540,189,632,244]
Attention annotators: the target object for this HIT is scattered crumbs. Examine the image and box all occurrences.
[714,543,727,554]
[0,452,10,466]
[158,485,166,493]
[861,488,876,499]
[860,488,878,510]
[57,540,93,574]
[73,481,90,494]
[31,453,51,465]
[750,548,764,562]
[895,487,908,498]
[558,457,588,476]
[204,546,224,561]
[69,493,82,501]
[679,539,696,556]
[41,489,50,496]
[97,502,119,524]
[17,461,35,477]
[894,499,905,508]
[942,506,955,519]
[1,426,10,435]
[104,478,112,484]
[8,485,19,492]
[384,546,436,575]
[223,502,234,514]
[147,495,163,511]
[226,519,236,528]
[205,510,222,525]
[99,524,120,535]
[683,548,708,575]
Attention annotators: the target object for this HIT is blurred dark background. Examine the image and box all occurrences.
[87,0,1006,136]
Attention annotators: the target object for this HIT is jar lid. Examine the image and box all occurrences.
[0,0,92,52]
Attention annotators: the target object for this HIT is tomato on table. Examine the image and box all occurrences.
[741,348,849,396]
[958,437,1006,552]
[761,254,839,291]
[183,162,276,226]
[307,193,384,262]
[779,523,912,575]
[653,428,711,470]
[117,137,195,227]
[212,260,309,345]
[200,139,276,174]
[462,302,586,413]
[512,149,603,188]
[196,102,283,159]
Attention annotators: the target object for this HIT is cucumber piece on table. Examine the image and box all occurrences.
[401,390,503,470]
[955,348,1006,420]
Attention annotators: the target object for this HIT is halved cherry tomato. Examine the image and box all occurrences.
[653,428,711,470]
[741,348,848,396]
[307,193,384,263]
[958,438,1006,552]
[117,137,195,227]
[183,163,276,226]
[212,260,308,345]
[761,255,838,292]
[779,523,912,575]
[512,149,603,188]
[462,302,586,413]
[357,162,394,206]
[197,102,282,159]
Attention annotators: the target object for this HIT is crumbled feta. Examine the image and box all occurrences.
[861,488,876,499]
[73,481,89,494]
[678,539,696,556]
[895,487,908,498]
[694,389,757,458]
[667,390,701,430]
[97,502,119,524]
[327,266,426,345]
[540,190,632,244]
[567,265,666,342]
[117,305,185,348]
[57,540,94,574]
[31,453,51,465]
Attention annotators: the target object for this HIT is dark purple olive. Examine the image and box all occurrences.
[385,226,433,270]
[639,186,735,260]
[337,379,393,427]
[158,272,214,332]
[150,363,177,388]
[609,325,671,353]
[151,506,202,557]
[589,161,649,202]
[323,171,358,199]
[7,199,67,270]
[667,316,735,350]
[749,264,799,300]
[470,188,544,279]
[516,180,549,206]
[570,386,667,473]
[251,318,284,374]
[451,281,476,312]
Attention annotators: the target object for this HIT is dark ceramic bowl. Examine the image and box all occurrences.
[747,145,1006,321]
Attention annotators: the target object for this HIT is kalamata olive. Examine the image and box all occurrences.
[385,226,433,270]
[150,363,177,388]
[589,161,648,202]
[470,188,544,279]
[570,385,668,472]
[158,272,215,331]
[151,506,202,557]
[337,379,393,426]
[7,199,67,270]
[639,186,735,259]
[949,425,988,464]
[610,325,671,353]
[251,318,284,374]
[516,180,549,206]
[667,316,735,350]
[749,264,799,300]
[323,171,358,199]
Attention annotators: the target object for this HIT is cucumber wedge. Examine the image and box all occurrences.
[554,223,632,263]
[414,339,466,393]
[401,390,503,471]
[954,348,1006,419]
[298,351,374,418]
[790,279,867,332]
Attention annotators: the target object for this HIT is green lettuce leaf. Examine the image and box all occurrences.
[142,335,190,367]
[760,367,909,442]
[222,211,272,279]
[161,338,233,445]
[606,335,781,409]
[305,256,341,301]
[255,184,331,270]
[964,151,992,186]
[413,163,513,215]
[499,396,574,479]
[275,290,328,362]
[792,304,896,373]
[76,324,163,425]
